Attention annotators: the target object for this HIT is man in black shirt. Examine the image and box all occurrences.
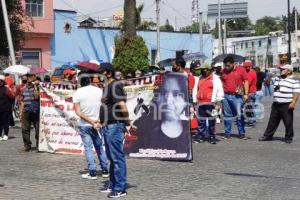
[99,63,131,198]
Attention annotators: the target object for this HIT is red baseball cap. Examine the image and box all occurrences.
[243,60,252,68]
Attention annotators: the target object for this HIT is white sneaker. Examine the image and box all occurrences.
[2,135,8,141]
[0,137,2,141]
[81,173,97,180]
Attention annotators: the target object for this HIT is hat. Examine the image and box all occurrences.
[63,69,75,76]
[0,75,4,81]
[243,60,252,67]
[280,64,293,71]
[100,62,114,72]
[199,63,212,70]
[213,62,223,68]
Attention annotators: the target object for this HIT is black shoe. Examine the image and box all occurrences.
[258,136,273,142]
[222,135,231,140]
[284,139,293,144]
[238,135,249,140]
[101,170,109,178]
[108,191,127,198]
[193,136,205,143]
[245,124,255,129]
[209,137,217,144]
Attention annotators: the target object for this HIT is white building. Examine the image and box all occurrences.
[213,31,300,69]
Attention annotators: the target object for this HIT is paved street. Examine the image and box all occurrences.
[1,97,300,200]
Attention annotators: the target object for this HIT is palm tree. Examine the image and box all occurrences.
[124,0,137,37]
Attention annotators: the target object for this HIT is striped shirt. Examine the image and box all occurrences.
[273,76,300,103]
[22,85,40,113]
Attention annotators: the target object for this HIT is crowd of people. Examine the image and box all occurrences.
[0,55,299,198]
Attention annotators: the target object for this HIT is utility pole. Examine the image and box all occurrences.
[287,0,292,64]
[295,9,299,58]
[223,19,227,54]
[218,0,222,55]
[156,0,160,64]
[199,12,203,55]
[174,16,177,31]
[1,0,16,66]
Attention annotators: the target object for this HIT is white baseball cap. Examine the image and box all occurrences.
[213,62,223,68]
[0,75,5,81]
[280,64,293,71]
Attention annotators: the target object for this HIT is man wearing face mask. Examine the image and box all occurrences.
[213,62,223,77]
[99,63,133,198]
[259,64,300,144]
[243,60,257,128]
[222,56,249,140]
[20,74,40,152]
[194,64,224,144]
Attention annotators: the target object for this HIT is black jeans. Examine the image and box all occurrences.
[0,111,10,137]
[22,112,39,148]
[264,102,294,139]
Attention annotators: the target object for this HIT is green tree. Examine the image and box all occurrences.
[180,22,210,33]
[254,16,284,35]
[160,19,174,32]
[113,0,149,74]
[282,7,300,33]
[0,0,26,57]
[137,20,156,30]
[113,36,149,75]
[123,0,137,37]
[211,17,253,38]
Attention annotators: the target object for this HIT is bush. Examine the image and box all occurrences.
[113,35,149,75]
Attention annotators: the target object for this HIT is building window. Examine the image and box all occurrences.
[252,41,255,48]
[241,43,243,49]
[25,0,44,17]
[258,40,262,47]
[21,51,40,67]
[268,39,272,46]
[245,42,248,48]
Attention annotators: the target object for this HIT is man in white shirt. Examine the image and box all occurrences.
[73,76,109,179]
[259,64,300,144]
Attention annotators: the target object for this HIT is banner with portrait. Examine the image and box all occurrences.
[124,73,193,161]
[39,82,83,154]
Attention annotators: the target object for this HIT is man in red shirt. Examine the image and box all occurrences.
[243,60,257,128]
[194,64,224,144]
[222,56,249,139]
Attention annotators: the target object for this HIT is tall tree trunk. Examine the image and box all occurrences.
[124,0,137,37]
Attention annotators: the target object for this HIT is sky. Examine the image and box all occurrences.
[55,0,300,28]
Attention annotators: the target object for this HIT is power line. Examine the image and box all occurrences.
[162,0,190,22]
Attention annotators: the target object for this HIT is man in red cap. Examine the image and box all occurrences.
[243,60,257,128]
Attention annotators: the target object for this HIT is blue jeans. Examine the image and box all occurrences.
[264,84,273,96]
[222,94,245,135]
[102,122,127,192]
[255,90,264,120]
[79,126,109,175]
[196,104,216,138]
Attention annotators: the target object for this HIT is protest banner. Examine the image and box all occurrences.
[39,73,193,161]
[39,82,83,154]
[124,73,193,161]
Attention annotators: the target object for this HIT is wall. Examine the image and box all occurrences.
[21,0,54,68]
[23,37,51,68]
[22,0,54,34]
[51,10,213,67]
